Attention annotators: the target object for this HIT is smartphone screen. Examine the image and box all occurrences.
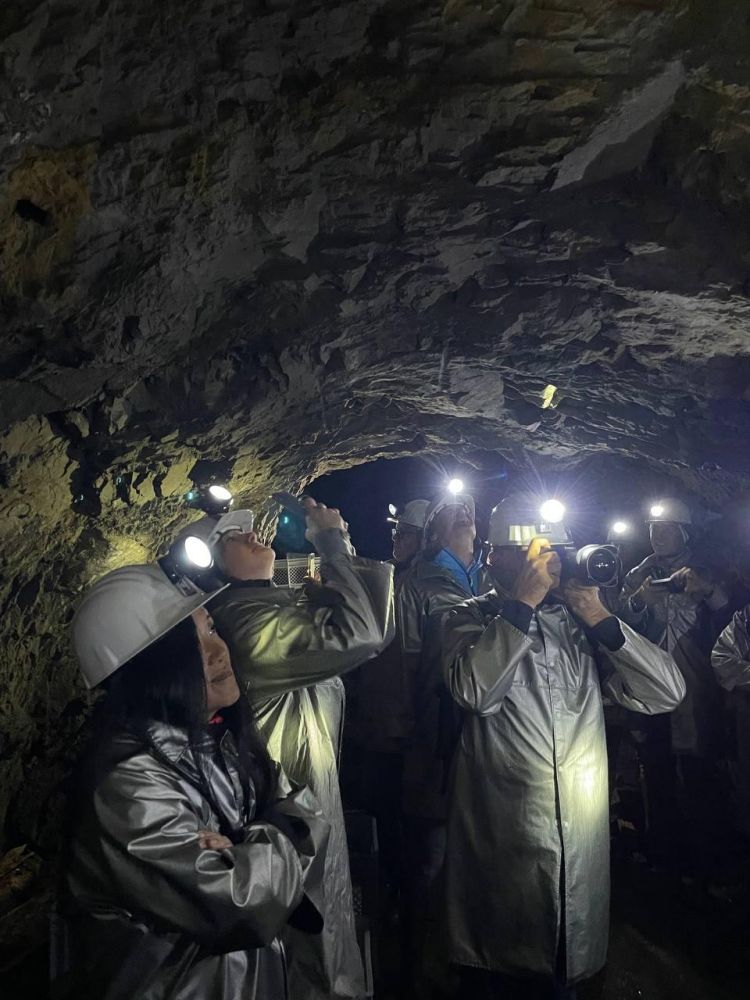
[271,492,308,518]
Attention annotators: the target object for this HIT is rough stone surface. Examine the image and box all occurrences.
[2,0,750,967]
[552,58,686,189]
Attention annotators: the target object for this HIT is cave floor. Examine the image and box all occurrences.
[368,856,750,1000]
[593,858,748,1000]
[1,851,747,999]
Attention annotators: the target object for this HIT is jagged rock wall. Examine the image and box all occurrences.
[2,0,750,966]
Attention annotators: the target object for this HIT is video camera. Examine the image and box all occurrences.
[511,500,622,589]
[552,544,621,589]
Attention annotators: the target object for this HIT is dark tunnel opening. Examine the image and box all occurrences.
[303,453,750,582]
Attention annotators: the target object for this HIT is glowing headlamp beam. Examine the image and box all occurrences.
[540,499,566,524]
[447,478,465,495]
[183,536,213,570]
[611,521,630,536]
[208,484,233,501]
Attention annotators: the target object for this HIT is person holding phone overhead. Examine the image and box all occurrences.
[167,497,394,1000]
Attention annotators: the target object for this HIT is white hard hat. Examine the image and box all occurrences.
[72,564,225,689]
[396,499,430,530]
[488,495,572,547]
[172,509,255,557]
[646,498,692,525]
[423,493,476,537]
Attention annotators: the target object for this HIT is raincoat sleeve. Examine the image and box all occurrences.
[394,576,424,709]
[84,756,314,952]
[597,620,686,713]
[396,574,472,729]
[712,607,750,691]
[264,770,329,933]
[213,535,395,700]
[442,599,534,716]
[396,575,458,691]
[396,573,425,658]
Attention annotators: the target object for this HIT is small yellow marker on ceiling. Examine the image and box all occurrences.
[541,384,558,409]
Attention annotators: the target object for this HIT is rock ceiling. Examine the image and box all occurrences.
[2,0,750,945]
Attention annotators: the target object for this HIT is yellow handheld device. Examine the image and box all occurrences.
[527,536,552,561]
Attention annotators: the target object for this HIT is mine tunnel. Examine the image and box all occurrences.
[2,2,750,999]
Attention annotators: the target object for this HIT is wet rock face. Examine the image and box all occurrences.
[1,0,750,947]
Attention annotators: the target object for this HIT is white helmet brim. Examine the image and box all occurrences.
[73,563,226,689]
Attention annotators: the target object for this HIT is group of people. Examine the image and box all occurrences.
[53,486,750,1000]
[58,498,393,1000]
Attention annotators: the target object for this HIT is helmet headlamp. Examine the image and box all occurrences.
[184,482,234,515]
[540,499,566,524]
[159,534,220,590]
[183,535,213,569]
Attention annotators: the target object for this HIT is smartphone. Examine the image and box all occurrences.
[271,491,309,518]
[649,577,685,594]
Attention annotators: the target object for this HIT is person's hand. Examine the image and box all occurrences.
[630,575,663,607]
[301,578,344,605]
[302,497,346,536]
[668,567,715,601]
[198,831,232,851]
[562,580,611,627]
[513,545,561,609]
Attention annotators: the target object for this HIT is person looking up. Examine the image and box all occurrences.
[58,563,328,1000]
[389,499,430,574]
[355,498,431,906]
[396,491,490,995]
[168,498,394,1000]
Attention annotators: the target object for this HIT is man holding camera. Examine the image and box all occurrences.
[441,496,685,999]
[618,498,731,877]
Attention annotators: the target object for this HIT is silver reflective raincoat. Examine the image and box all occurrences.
[442,593,685,983]
[619,552,728,755]
[712,607,750,835]
[210,529,395,1000]
[397,557,491,819]
[59,722,328,1000]
[355,560,414,752]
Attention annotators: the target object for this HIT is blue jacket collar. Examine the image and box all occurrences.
[431,547,483,596]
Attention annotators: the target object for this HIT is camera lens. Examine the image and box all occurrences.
[581,546,619,586]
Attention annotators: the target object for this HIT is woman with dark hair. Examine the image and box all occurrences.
[54,564,328,1000]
